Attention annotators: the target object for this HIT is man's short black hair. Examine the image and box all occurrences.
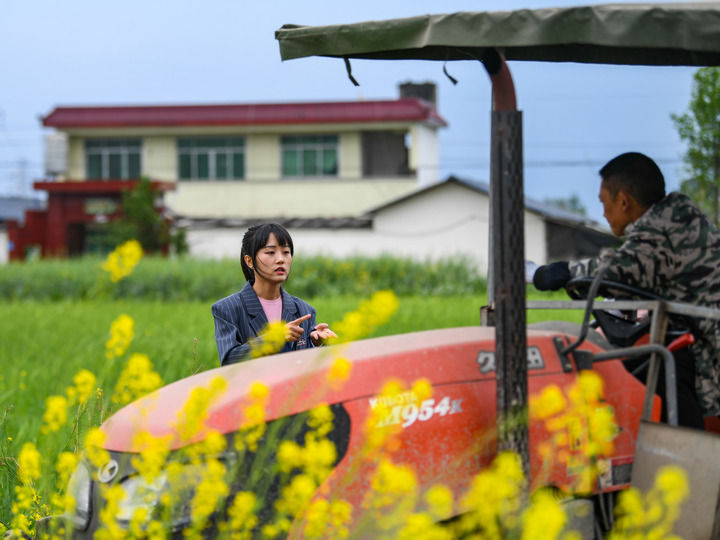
[241,223,294,282]
[600,152,666,208]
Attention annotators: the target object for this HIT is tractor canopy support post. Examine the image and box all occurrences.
[483,49,530,475]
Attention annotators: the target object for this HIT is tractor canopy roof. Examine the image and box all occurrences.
[276,2,720,66]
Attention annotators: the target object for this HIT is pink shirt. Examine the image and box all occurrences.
[258,296,283,322]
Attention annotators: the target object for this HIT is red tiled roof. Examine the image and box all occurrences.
[42,99,447,128]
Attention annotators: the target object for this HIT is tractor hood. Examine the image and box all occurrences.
[102,326,522,451]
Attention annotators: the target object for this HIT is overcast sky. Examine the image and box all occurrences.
[0,0,699,223]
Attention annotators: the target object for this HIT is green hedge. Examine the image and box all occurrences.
[0,255,486,301]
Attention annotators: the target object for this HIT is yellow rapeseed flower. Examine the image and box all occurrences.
[278,440,304,473]
[494,452,525,486]
[302,437,337,484]
[303,498,354,540]
[396,512,454,540]
[275,473,317,517]
[201,430,227,454]
[17,443,42,484]
[249,381,270,402]
[184,430,228,463]
[101,239,143,283]
[55,452,78,487]
[145,520,167,540]
[609,465,689,539]
[304,499,332,539]
[188,458,229,530]
[412,378,433,403]
[95,484,126,540]
[425,484,454,521]
[521,489,567,540]
[226,491,258,540]
[129,508,150,538]
[243,403,265,426]
[458,452,526,538]
[328,500,353,538]
[84,428,110,469]
[363,458,418,532]
[529,385,567,420]
[575,370,604,403]
[50,492,75,516]
[308,403,334,438]
[363,379,406,454]
[176,376,228,442]
[331,290,399,344]
[366,459,418,508]
[380,378,405,398]
[529,371,618,492]
[250,321,287,358]
[131,430,172,483]
[261,523,281,539]
[9,503,34,537]
[70,369,97,405]
[41,395,68,434]
[236,381,269,452]
[53,454,78,516]
[327,356,352,389]
[112,353,163,405]
[656,465,689,506]
[105,314,135,360]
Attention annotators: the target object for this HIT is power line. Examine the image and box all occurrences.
[439,157,683,169]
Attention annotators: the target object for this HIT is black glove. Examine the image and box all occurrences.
[533,261,571,291]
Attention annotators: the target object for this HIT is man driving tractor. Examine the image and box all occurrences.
[532,152,720,429]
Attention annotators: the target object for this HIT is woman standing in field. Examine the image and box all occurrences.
[212,223,336,365]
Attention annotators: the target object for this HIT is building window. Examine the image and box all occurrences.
[281,135,338,177]
[361,131,411,176]
[178,137,245,180]
[86,139,141,180]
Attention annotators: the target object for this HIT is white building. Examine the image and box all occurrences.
[187,177,614,274]
[40,84,446,223]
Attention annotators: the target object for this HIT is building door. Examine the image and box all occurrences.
[66,223,86,257]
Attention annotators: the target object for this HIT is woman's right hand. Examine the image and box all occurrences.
[285,314,311,342]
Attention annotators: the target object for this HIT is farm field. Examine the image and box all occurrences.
[0,289,580,526]
[0,293,579,443]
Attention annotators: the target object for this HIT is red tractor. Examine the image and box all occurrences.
[56,277,720,538]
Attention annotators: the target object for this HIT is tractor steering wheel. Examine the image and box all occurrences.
[565,276,663,348]
[564,277,694,348]
[565,276,664,302]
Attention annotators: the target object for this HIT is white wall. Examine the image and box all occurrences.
[372,182,491,270]
[166,178,417,219]
[410,124,440,188]
[524,212,547,266]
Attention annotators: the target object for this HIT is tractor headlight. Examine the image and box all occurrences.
[115,473,167,523]
[67,461,92,530]
[115,461,218,531]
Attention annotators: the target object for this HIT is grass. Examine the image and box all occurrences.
[0,290,581,526]
[0,254,486,301]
